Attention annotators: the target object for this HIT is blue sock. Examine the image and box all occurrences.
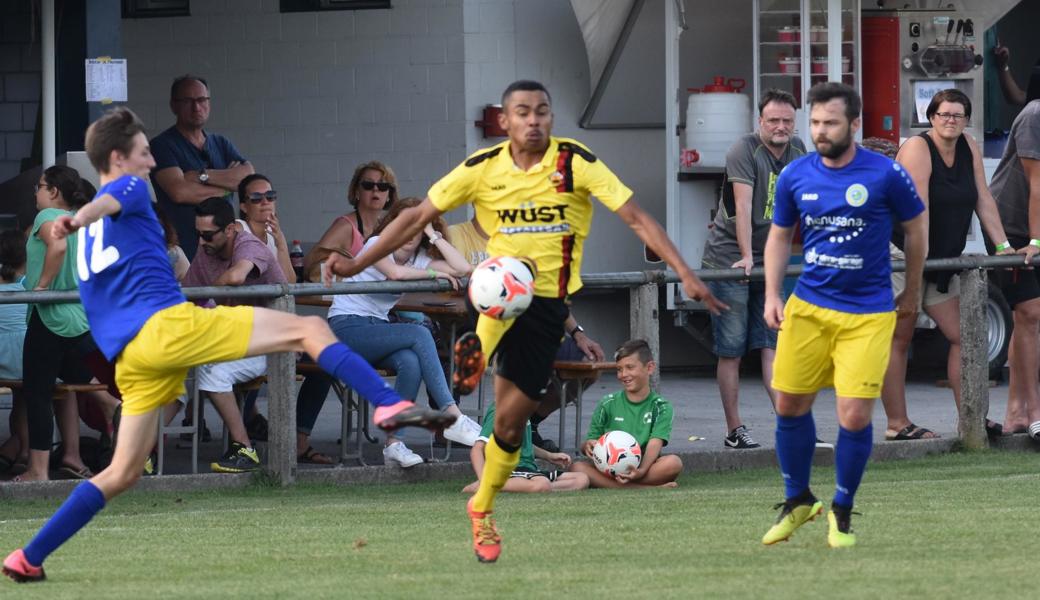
[775,412,816,500]
[23,481,106,567]
[833,423,873,509]
[317,343,401,408]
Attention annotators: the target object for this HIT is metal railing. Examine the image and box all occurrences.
[0,254,1023,482]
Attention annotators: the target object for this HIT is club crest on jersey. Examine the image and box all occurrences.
[549,171,564,186]
[845,183,868,207]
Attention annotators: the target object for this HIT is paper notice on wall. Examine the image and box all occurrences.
[914,80,954,123]
[85,58,127,103]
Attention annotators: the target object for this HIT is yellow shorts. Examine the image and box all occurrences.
[771,294,896,399]
[116,302,254,416]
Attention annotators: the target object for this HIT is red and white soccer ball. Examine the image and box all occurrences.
[467,256,535,320]
[592,430,642,478]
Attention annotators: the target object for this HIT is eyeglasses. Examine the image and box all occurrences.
[359,180,393,192]
[196,229,222,242]
[33,183,53,193]
[175,96,211,106]
[246,190,277,204]
[935,112,967,122]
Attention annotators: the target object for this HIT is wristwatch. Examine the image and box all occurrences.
[568,324,585,337]
[198,170,209,184]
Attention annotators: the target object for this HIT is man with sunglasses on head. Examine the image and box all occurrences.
[151,74,254,261]
[180,197,288,473]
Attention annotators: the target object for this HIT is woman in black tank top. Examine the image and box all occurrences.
[882,89,1012,441]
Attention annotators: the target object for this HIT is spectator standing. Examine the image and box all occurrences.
[989,74,1040,440]
[150,75,254,261]
[182,198,287,473]
[701,89,807,450]
[882,89,1014,440]
[20,167,109,482]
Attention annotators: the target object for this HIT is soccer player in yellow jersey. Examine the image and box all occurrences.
[326,80,725,563]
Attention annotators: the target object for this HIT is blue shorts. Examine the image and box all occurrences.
[708,280,779,358]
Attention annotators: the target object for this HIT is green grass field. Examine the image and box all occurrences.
[1,451,1037,598]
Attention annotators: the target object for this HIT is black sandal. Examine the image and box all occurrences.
[885,423,939,441]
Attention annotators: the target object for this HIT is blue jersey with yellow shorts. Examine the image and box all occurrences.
[770,148,924,398]
[76,175,253,415]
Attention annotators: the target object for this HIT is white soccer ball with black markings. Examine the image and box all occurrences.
[467,256,535,320]
[592,430,642,477]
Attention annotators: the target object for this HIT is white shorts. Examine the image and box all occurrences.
[196,355,267,393]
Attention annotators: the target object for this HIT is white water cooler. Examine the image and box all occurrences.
[684,76,753,168]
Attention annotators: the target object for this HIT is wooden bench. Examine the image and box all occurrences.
[295,362,395,467]
[552,361,617,453]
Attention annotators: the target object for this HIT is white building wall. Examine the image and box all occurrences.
[120,0,469,241]
[119,0,701,365]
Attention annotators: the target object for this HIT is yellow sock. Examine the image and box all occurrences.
[471,434,520,513]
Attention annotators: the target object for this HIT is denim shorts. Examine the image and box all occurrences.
[707,280,779,357]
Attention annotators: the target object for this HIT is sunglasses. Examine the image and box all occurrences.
[196,229,222,242]
[246,190,278,204]
[359,180,393,192]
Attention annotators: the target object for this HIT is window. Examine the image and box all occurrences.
[121,0,190,19]
[280,0,391,12]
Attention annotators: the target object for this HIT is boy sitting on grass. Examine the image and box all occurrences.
[572,339,682,488]
[463,402,589,493]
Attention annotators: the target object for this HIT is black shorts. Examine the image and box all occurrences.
[993,236,1040,308]
[494,296,569,401]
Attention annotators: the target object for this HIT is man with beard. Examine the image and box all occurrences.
[759,82,927,548]
[181,197,288,473]
[701,88,806,450]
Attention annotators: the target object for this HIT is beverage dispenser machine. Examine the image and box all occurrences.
[862,8,985,143]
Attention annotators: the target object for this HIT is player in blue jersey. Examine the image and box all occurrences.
[759,83,927,548]
[2,107,455,584]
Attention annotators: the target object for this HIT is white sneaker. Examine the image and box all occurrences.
[383,441,423,468]
[443,415,482,446]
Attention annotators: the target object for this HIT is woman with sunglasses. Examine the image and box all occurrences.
[236,173,295,283]
[321,197,481,467]
[303,161,399,282]
[881,88,1014,441]
[20,167,116,481]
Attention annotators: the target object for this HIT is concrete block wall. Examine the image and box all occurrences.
[120,0,469,243]
[0,0,40,183]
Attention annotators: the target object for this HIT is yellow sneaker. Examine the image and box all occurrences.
[827,507,857,548]
[762,496,823,545]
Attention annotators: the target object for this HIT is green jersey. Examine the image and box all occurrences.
[25,207,88,337]
[478,403,539,472]
[586,390,673,449]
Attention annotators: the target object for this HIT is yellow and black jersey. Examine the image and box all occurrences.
[428,136,632,298]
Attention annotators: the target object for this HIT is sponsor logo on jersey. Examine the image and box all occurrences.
[803,247,863,270]
[495,203,569,224]
[801,192,819,201]
[845,183,868,207]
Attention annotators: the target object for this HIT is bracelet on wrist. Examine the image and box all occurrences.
[996,241,1012,252]
[1030,239,1040,249]
[426,267,438,279]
